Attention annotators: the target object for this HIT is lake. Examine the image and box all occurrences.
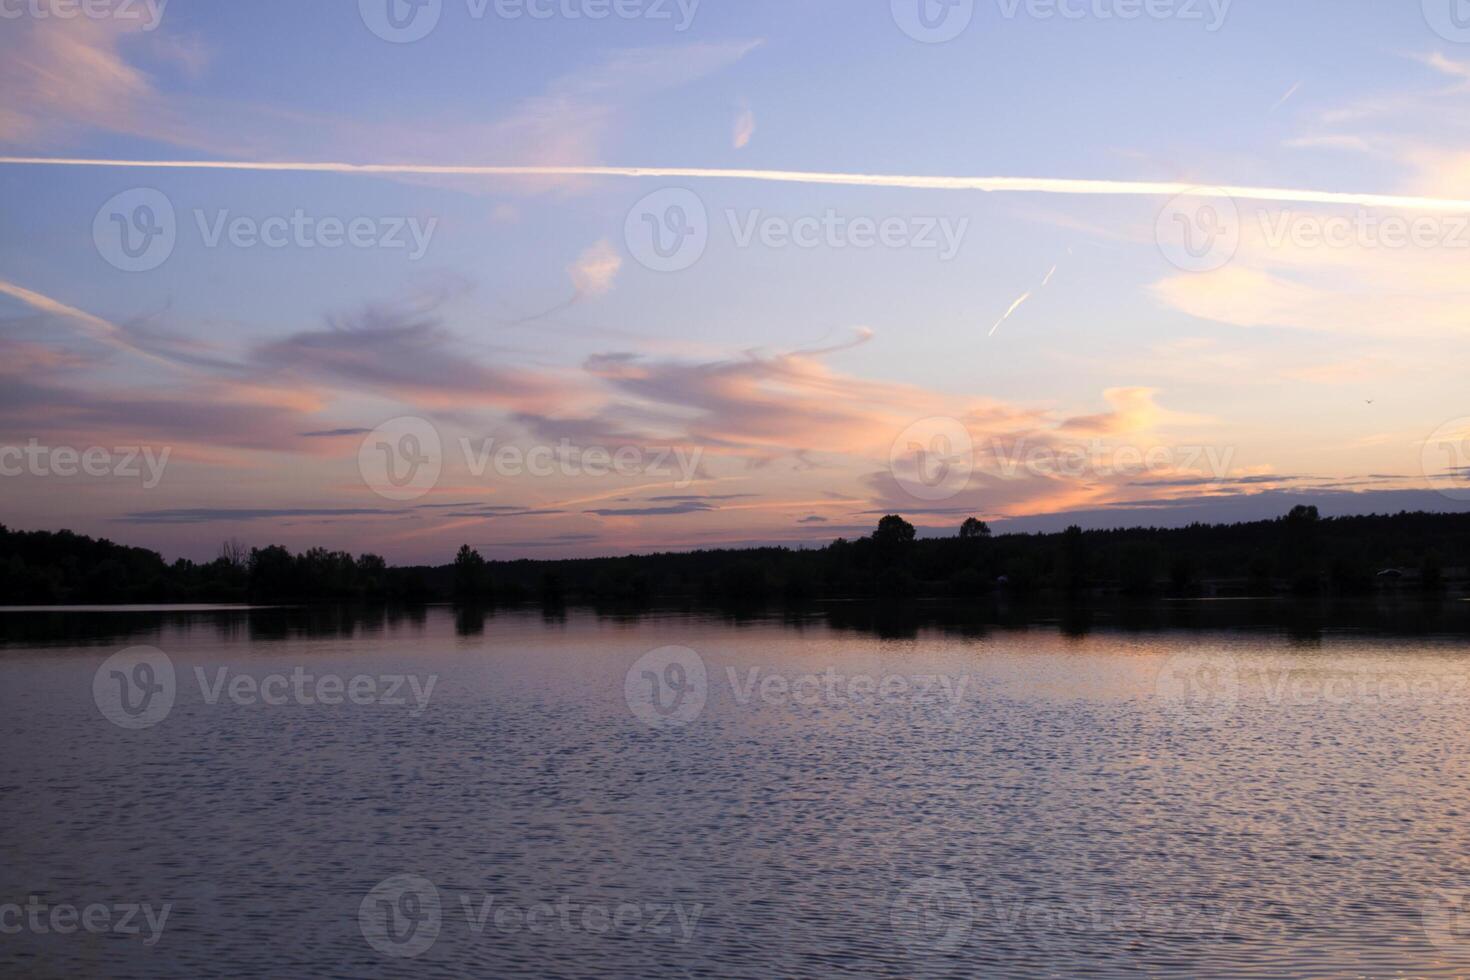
[3,601,1470,978]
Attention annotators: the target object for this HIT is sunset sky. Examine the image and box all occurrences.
[2,0,1469,563]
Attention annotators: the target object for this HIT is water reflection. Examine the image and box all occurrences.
[3,596,1469,649]
[5,601,1470,978]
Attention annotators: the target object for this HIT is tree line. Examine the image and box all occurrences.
[1,507,1465,607]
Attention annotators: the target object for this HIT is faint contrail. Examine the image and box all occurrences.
[4,157,1470,212]
[989,291,1033,338]
[1269,81,1302,113]
[0,279,195,373]
[989,259,1062,338]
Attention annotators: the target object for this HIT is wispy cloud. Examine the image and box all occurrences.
[0,15,760,199]
[585,501,717,517]
[253,295,576,415]
[733,103,756,149]
[567,239,623,298]
[0,4,160,145]
[119,508,398,525]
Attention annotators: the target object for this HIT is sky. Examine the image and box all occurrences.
[1,0,1469,564]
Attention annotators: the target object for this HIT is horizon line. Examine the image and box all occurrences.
[4,157,1470,212]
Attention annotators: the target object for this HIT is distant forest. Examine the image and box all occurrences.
[1,507,1467,607]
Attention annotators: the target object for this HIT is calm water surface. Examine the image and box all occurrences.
[3,603,1470,978]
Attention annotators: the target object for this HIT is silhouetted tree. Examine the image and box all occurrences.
[959,517,992,540]
[1119,543,1160,596]
[357,554,388,598]
[248,545,297,600]
[1283,505,1323,595]
[5,509,1470,607]
[873,515,916,564]
[1055,525,1089,594]
[1422,551,1445,593]
[453,545,492,601]
[219,538,248,570]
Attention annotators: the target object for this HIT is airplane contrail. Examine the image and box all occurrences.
[4,156,1470,212]
[989,259,1062,337]
[0,279,204,374]
[989,291,1034,338]
[1269,81,1302,113]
